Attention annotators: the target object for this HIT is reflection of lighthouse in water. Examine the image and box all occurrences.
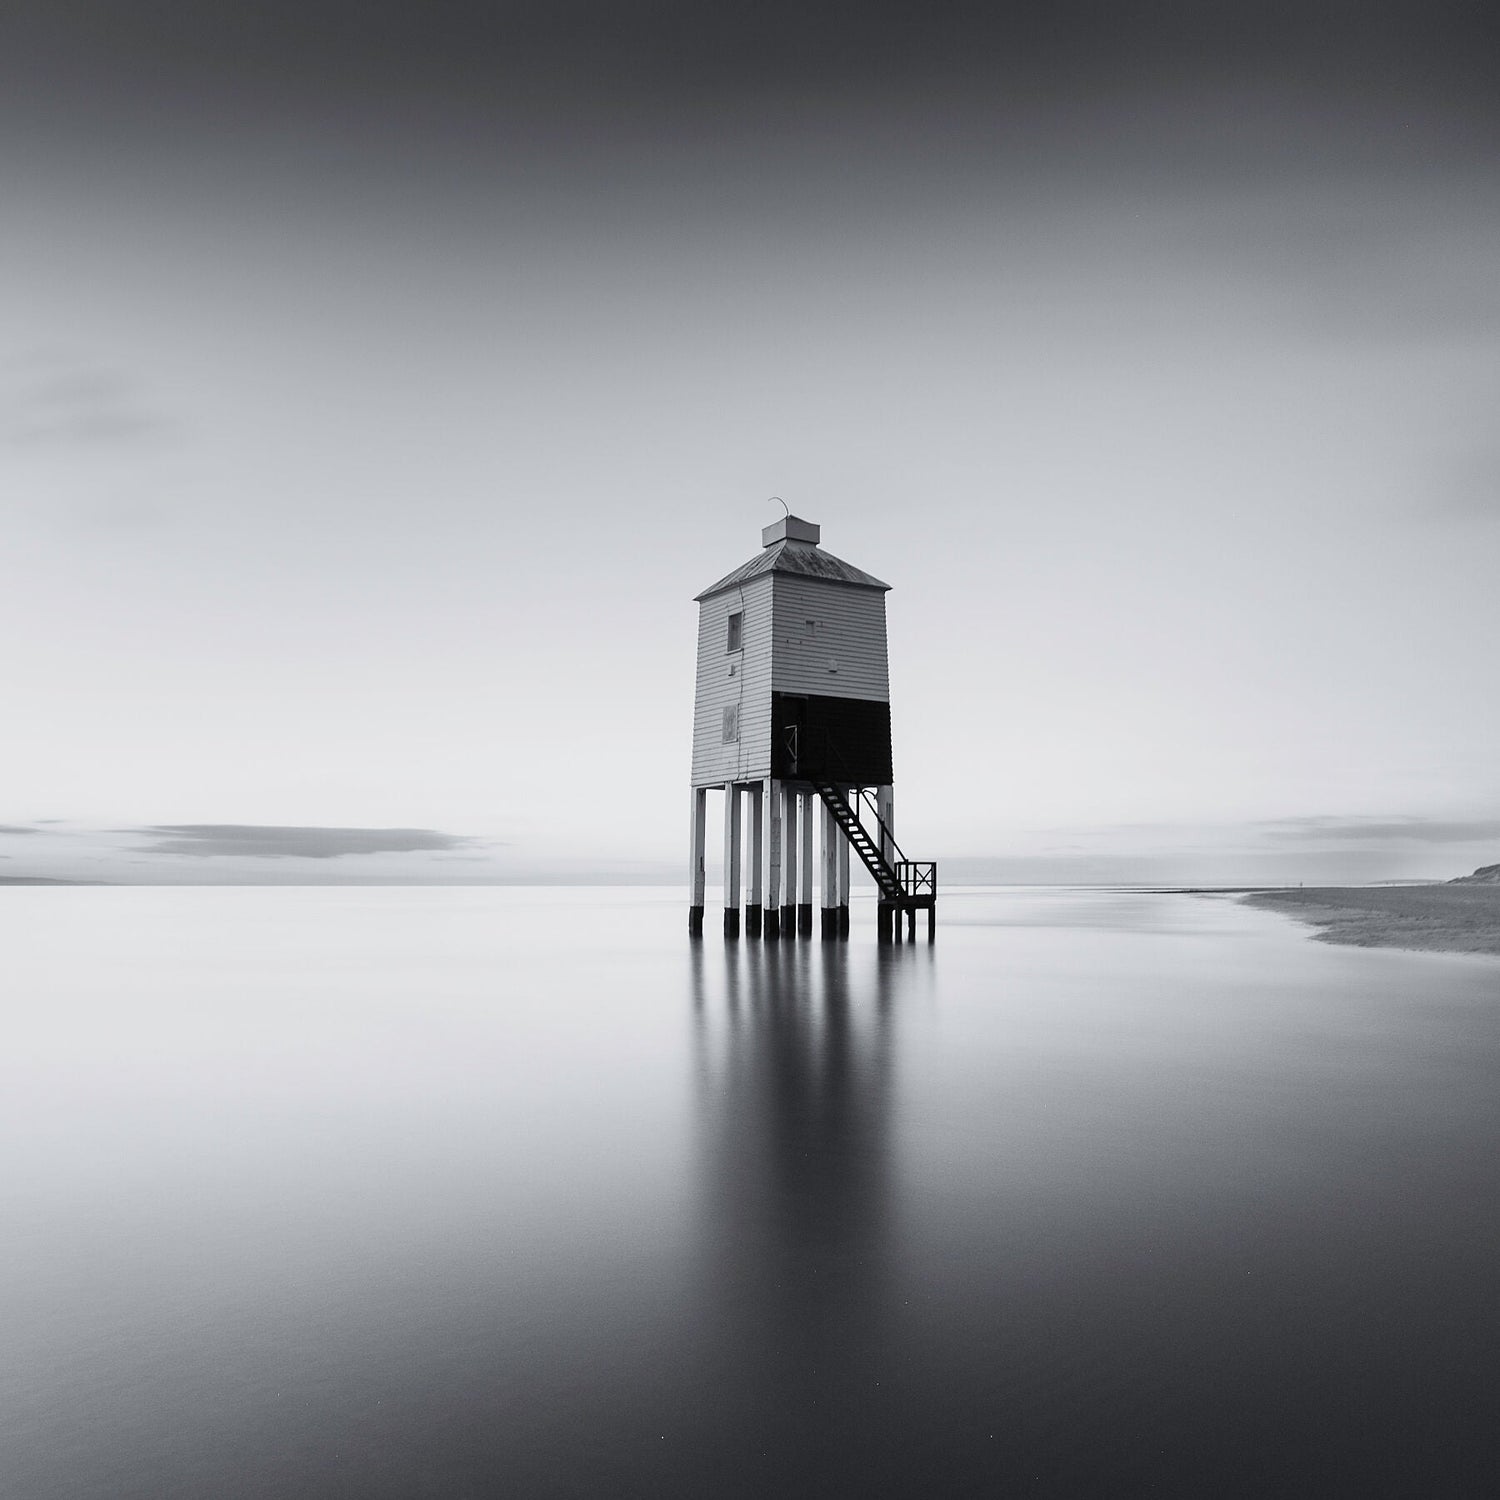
[686,941,918,1487]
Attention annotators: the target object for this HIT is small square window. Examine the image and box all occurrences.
[722,706,739,743]
[727,611,743,651]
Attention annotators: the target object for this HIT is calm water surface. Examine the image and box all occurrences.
[3,887,1498,1497]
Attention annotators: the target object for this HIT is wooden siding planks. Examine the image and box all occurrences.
[770,692,893,785]
[770,574,890,703]
[691,573,773,786]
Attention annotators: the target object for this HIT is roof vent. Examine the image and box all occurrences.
[761,515,820,548]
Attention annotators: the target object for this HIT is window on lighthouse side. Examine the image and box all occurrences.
[726,611,743,652]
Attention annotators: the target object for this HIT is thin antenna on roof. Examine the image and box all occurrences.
[768,495,790,519]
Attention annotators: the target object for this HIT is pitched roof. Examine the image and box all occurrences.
[694,540,890,601]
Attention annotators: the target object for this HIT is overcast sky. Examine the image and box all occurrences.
[2,2,1497,884]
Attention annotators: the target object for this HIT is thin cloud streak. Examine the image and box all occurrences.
[127,825,482,859]
[1260,817,1500,845]
[0,363,170,447]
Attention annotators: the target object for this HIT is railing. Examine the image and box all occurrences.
[853,786,906,863]
[806,734,906,858]
[802,735,935,905]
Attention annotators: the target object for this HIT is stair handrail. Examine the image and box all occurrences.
[809,784,905,899]
[805,732,938,904]
[807,778,898,890]
[812,778,937,903]
[854,787,909,866]
[811,734,910,867]
[810,776,904,872]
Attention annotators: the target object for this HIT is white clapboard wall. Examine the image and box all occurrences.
[691,573,774,786]
[770,574,890,703]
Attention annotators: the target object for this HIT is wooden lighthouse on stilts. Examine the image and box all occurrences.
[687,514,936,942]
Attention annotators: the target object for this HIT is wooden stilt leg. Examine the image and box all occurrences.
[764,777,781,940]
[821,800,838,939]
[799,792,814,936]
[746,781,763,938]
[723,784,741,939]
[837,810,850,939]
[780,786,797,938]
[688,786,706,937]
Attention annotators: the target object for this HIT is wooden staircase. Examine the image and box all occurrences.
[809,778,937,938]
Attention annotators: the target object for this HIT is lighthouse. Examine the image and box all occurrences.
[687,514,936,941]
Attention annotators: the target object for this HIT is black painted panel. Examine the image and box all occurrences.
[772,692,893,785]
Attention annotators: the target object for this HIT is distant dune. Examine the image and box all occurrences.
[1246,872,1500,955]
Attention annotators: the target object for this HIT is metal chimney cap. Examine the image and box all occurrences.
[761,516,820,548]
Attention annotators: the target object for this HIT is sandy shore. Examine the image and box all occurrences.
[1245,884,1500,956]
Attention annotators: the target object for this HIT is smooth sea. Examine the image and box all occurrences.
[3,886,1498,1497]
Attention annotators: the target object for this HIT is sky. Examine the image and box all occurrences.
[2,1,1498,885]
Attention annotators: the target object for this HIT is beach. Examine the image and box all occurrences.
[1246,882,1500,955]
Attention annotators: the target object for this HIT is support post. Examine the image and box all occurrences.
[878,902,894,942]
[723,784,741,939]
[821,799,839,939]
[780,786,797,938]
[764,777,782,940]
[837,805,851,939]
[876,786,895,945]
[688,786,706,936]
[746,781,764,939]
[798,791,814,936]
